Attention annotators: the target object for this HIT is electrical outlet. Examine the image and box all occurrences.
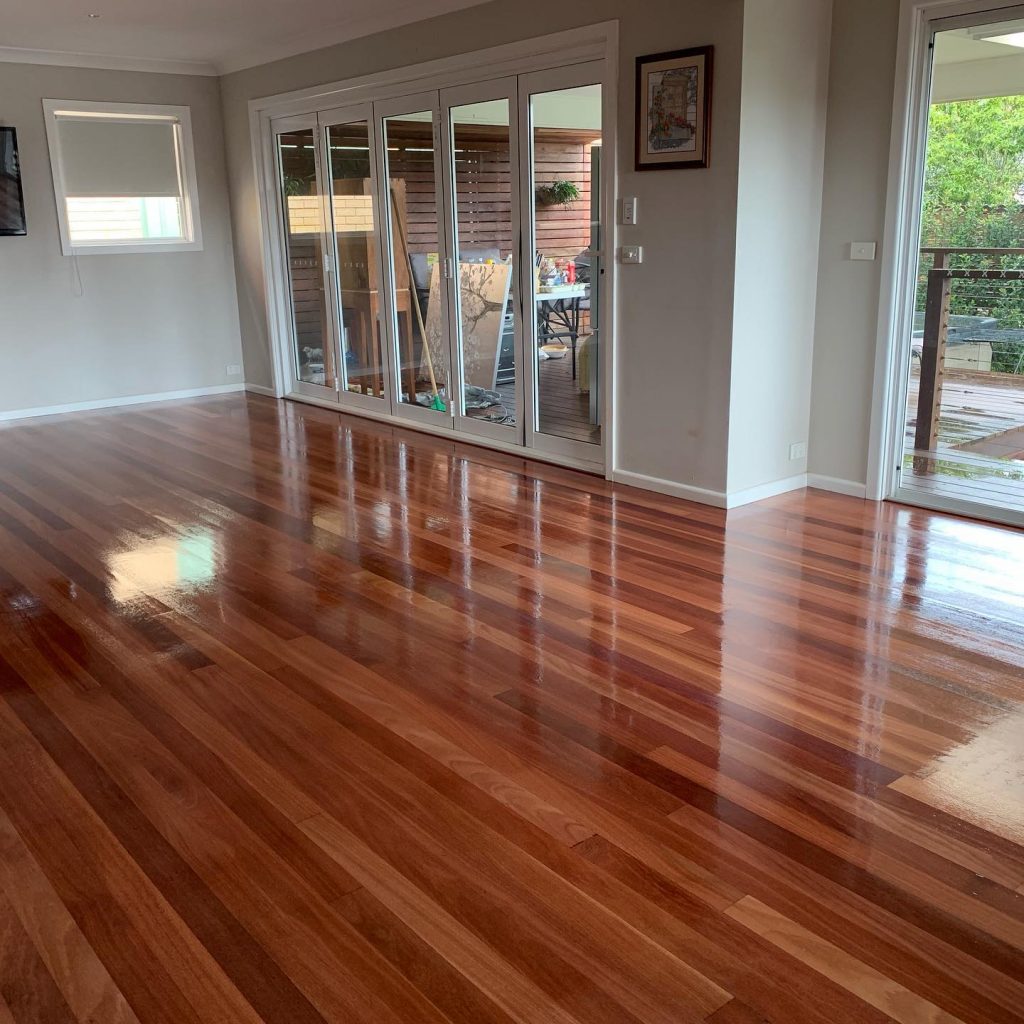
[789,441,808,461]
[619,245,643,265]
[226,364,242,376]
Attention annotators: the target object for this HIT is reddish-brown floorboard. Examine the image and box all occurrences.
[0,393,1021,1024]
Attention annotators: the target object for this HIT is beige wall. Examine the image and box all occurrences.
[808,0,901,487]
[728,0,832,495]
[0,63,242,415]
[220,0,744,494]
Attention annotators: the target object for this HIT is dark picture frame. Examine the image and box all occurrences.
[635,45,713,171]
[0,127,27,236]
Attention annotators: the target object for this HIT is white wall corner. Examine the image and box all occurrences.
[725,473,808,509]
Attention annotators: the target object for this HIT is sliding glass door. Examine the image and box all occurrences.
[890,11,1024,525]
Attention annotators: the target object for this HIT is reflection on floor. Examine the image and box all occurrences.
[1,392,1022,1023]
[495,349,601,444]
[904,366,1024,513]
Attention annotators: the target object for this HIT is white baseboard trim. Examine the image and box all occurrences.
[0,384,245,424]
[610,469,728,508]
[244,383,279,397]
[725,473,808,509]
[806,473,868,499]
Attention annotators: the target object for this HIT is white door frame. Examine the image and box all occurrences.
[248,23,618,478]
[868,0,1024,522]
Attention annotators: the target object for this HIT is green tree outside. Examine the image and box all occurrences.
[919,96,1024,371]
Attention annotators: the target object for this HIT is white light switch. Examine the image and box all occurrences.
[620,245,643,264]
[621,197,638,225]
[849,241,877,261]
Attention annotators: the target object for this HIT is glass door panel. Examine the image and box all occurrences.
[273,116,338,400]
[322,113,389,404]
[520,67,604,461]
[377,98,452,423]
[443,79,523,443]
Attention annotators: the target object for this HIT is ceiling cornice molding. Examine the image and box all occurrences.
[0,45,217,77]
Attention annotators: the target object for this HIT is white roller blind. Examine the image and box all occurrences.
[55,116,181,198]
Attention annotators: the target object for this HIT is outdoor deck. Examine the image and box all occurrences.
[903,365,1024,513]
[492,350,601,445]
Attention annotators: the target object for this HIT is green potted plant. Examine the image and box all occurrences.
[536,179,581,208]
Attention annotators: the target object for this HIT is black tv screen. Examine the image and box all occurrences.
[0,128,27,236]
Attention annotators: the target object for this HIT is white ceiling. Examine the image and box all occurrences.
[0,0,493,75]
[932,21,1024,101]
[935,28,1024,65]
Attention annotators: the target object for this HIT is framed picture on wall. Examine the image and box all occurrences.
[635,46,713,170]
[0,127,28,236]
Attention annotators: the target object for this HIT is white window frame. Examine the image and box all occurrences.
[42,98,204,256]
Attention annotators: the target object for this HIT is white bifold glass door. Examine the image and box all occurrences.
[273,105,393,412]
[441,78,524,444]
[272,113,339,404]
[521,62,605,463]
[271,64,605,466]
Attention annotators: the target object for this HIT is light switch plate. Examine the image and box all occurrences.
[620,245,643,264]
[789,441,808,461]
[621,197,638,225]
[849,241,877,261]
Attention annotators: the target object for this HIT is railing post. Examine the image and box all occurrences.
[914,262,951,467]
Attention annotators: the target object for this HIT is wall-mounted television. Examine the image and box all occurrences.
[0,127,27,236]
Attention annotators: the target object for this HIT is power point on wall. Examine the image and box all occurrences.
[226,364,242,376]
[789,441,808,461]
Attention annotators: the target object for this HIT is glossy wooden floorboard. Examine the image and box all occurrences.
[0,394,1022,1024]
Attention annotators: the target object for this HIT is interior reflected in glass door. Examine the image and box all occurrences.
[324,119,386,399]
[529,84,602,446]
[381,112,449,413]
[275,127,335,390]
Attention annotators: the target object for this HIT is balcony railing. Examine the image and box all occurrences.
[913,247,1024,460]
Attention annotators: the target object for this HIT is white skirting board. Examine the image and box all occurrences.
[806,473,868,499]
[612,468,871,510]
[245,383,279,397]
[725,474,808,509]
[610,469,729,508]
[0,384,245,423]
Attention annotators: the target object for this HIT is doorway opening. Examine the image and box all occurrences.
[892,10,1024,522]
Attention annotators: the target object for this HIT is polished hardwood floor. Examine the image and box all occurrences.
[0,392,1022,1024]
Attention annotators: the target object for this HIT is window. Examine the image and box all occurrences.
[43,100,202,255]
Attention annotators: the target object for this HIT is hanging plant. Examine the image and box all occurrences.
[536,179,581,208]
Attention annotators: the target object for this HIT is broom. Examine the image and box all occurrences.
[390,187,445,412]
